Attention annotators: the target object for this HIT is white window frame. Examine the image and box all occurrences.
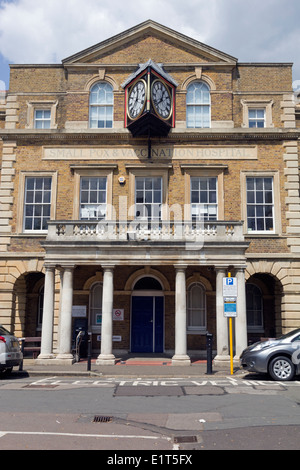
[187,282,207,332]
[246,176,274,233]
[241,99,274,128]
[181,166,225,221]
[241,171,281,235]
[17,172,57,234]
[34,109,51,129]
[23,176,52,232]
[135,176,162,221]
[26,101,58,129]
[248,108,265,128]
[79,176,107,220]
[89,82,113,129]
[190,176,217,221]
[89,282,103,332]
[126,165,170,222]
[72,167,115,220]
[186,81,211,128]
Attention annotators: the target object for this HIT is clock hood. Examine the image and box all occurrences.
[122,59,178,89]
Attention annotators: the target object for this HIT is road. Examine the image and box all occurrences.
[0,373,300,454]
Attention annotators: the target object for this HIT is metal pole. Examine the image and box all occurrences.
[87,332,92,371]
[229,317,234,375]
[19,338,24,371]
[206,332,213,375]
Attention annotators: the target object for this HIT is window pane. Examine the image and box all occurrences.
[246,177,274,232]
[24,177,52,231]
[187,283,206,329]
[186,82,210,128]
[89,82,114,129]
[80,177,107,220]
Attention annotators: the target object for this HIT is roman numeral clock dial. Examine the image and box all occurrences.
[151,79,172,119]
[127,80,146,120]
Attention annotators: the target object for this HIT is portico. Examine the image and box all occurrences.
[37,219,249,366]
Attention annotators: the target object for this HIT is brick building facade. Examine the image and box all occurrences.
[0,20,299,365]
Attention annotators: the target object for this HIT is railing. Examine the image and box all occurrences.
[47,220,245,243]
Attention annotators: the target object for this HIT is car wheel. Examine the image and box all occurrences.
[268,356,295,381]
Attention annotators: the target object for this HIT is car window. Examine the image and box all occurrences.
[0,325,11,335]
[292,334,300,342]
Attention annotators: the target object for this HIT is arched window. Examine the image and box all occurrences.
[186,81,210,128]
[89,82,113,128]
[246,283,263,330]
[187,282,206,331]
[90,282,103,327]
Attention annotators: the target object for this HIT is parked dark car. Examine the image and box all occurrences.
[0,325,23,375]
[240,328,300,381]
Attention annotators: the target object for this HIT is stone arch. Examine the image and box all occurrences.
[6,259,45,338]
[83,271,103,290]
[245,260,284,338]
[124,267,171,292]
[181,74,216,92]
[84,74,119,92]
[186,272,213,291]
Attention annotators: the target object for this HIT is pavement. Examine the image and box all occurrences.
[16,355,246,378]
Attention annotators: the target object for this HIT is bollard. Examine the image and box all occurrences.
[206,332,213,375]
[87,332,92,371]
[19,338,24,371]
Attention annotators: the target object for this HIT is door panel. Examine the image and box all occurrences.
[154,296,164,353]
[131,296,164,353]
[131,296,153,353]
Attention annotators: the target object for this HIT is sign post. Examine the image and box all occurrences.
[223,273,237,375]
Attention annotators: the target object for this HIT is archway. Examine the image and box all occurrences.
[131,276,164,353]
[246,273,282,343]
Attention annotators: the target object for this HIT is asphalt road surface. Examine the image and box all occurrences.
[0,374,300,453]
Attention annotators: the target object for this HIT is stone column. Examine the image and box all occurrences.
[96,266,116,365]
[56,266,74,364]
[214,267,230,365]
[38,266,55,361]
[172,266,191,366]
[235,268,248,358]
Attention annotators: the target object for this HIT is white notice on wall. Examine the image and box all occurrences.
[113,309,124,321]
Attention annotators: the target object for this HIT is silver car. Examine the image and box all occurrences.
[0,325,23,375]
[240,328,300,381]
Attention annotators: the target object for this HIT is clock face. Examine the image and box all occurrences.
[151,80,172,119]
[128,80,146,120]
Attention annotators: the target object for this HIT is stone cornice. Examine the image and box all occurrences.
[1,128,299,143]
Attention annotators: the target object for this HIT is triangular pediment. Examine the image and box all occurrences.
[62,20,237,67]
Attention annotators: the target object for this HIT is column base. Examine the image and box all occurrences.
[36,353,56,364]
[171,354,191,366]
[214,355,239,367]
[96,354,116,366]
[54,354,75,365]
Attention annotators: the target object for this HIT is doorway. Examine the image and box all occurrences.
[130,276,164,353]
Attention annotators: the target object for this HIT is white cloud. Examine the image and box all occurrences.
[0,0,223,63]
[0,0,299,80]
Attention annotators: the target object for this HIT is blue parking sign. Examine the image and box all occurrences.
[223,277,237,296]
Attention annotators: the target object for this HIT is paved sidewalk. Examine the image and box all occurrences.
[16,356,245,378]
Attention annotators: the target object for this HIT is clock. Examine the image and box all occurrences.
[151,79,172,120]
[127,80,146,120]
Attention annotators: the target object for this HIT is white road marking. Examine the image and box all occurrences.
[0,430,170,441]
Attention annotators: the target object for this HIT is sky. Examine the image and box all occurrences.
[0,0,299,92]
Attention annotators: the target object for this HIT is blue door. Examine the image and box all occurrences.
[131,296,164,353]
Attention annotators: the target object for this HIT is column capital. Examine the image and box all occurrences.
[44,265,56,272]
[101,264,115,271]
[214,266,227,272]
[60,264,75,269]
[174,264,188,271]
